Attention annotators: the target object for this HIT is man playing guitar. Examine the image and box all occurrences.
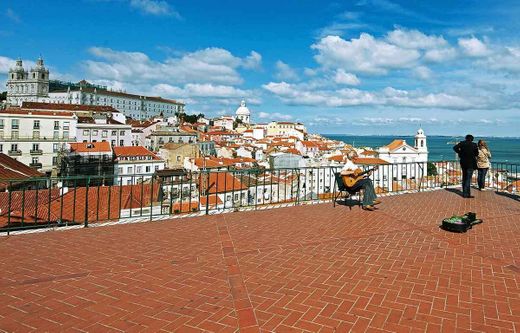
[340,159,381,211]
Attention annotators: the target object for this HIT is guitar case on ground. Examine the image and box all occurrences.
[441,212,483,233]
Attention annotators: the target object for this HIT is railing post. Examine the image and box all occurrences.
[205,171,210,215]
[7,181,12,235]
[149,176,154,222]
[84,176,90,228]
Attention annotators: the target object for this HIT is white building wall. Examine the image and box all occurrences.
[0,112,77,173]
[115,160,165,185]
[76,123,132,146]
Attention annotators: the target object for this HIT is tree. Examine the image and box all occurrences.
[0,91,6,102]
[427,162,438,176]
[233,118,243,129]
[183,114,199,124]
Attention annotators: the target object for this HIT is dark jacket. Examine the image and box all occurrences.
[453,140,478,169]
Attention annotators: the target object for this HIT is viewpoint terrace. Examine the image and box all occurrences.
[0,189,519,332]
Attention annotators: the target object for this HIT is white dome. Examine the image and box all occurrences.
[235,100,250,116]
[416,128,425,136]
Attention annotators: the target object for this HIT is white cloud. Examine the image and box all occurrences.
[333,69,360,85]
[129,0,181,18]
[423,47,457,62]
[0,56,14,74]
[258,112,293,121]
[303,68,318,76]
[458,37,490,57]
[242,51,262,70]
[312,34,420,74]
[274,60,299,81]
[486,47,520,72]
[0,56,36,74]
[153,83,251,98]
[263,81,482,110]
[412,66,433,80]
[386,28,447,49]
[85,47,261,86]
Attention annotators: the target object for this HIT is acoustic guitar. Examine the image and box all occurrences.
[342,167,377,188]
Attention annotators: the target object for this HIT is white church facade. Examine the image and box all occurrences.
[235,100,251,124]
[369,129,429,191]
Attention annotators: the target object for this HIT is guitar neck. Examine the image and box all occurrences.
[358,167,375,177]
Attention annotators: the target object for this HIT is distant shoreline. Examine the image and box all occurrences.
[321,134,520,139]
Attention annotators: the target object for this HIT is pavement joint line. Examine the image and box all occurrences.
[216,214,260,330]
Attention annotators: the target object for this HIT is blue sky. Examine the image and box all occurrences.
[1,0,520,136]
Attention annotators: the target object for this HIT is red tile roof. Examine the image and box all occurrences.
[200,172,248,194]
[328,155,345,162]
[113,146,161,160]
[0,154,45,190]
[301,141,319,148]
[1,108,74,117]
[361,150,378,156]
[21,102,118,113]
[352,157,390,165]
[0,183,162,227]
[384,139,406,151]
[69,142,112,153]
[0,189,62,224]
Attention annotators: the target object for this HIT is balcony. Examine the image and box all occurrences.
[0,136,76,142]
[30,149,43,155]
[0,188,519,331]
[29,162,42,169]
[7,150,22,156]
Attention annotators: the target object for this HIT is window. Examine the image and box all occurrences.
[63,131,69,139]
[92,130,98,136]
[127,167,133,174]
[11,119,19,129]
[54,131,59,139]
[111,140,116,146]
[33,120,40,129]
[145,166,151,173]
[83,129,90,136]
[33,131,40,139]
[54,121,60,130]
[63,121,70,130]
[176,155,181,162]
[136,166,142,173]
[0,119,4,129]
[32,157,39,164]
[155,165,159,171]
[0,144,2,152]
[111,130,117,136]
[32,143,39,151]
[53,143,59,152]
[11,144,18,151]
[120,130,125,135]
[102,130,108,138]
[119,139,124,146]
[11,131,19,139]
[118,167,123,174]
[52,157,58,166]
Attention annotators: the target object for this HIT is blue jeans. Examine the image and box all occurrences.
[349,178,377,206]
[477,168,488,189]
[462,168,474,197]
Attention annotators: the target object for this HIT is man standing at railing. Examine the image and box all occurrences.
[453,134,479,198]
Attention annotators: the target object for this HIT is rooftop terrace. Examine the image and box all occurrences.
[1,189,519,332]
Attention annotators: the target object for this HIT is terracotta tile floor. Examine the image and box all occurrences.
[0,189,519,332]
